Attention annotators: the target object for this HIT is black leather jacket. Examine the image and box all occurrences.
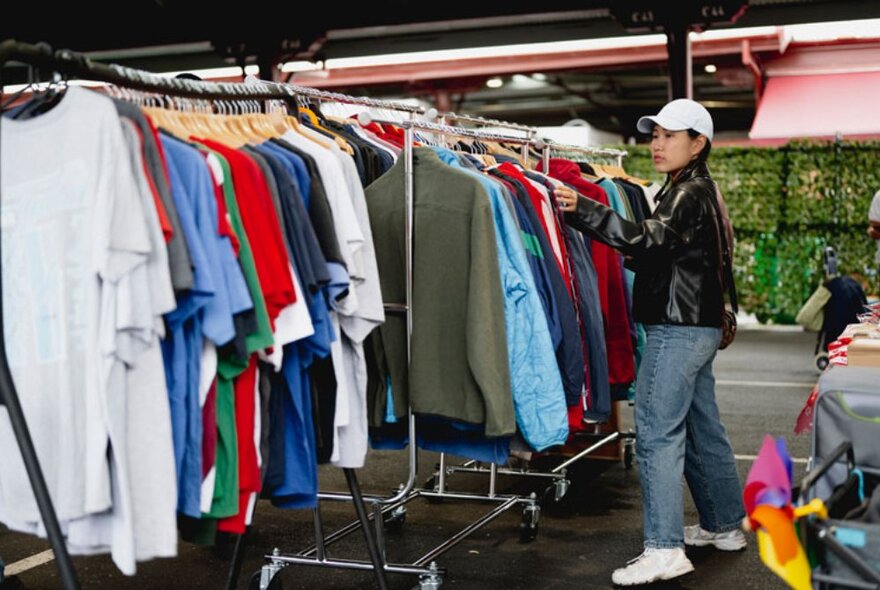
[563,161,725,327]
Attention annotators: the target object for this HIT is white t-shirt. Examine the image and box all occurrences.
[280,131,364,315]
[65,119,178,574]
[279,131,365,464]
[0,87,149,530]
[330,150,385,469]
[0,88,177,574]
[641,183,661,213]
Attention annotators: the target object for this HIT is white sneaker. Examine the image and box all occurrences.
[683,525,747,551]
[611,548,694,586]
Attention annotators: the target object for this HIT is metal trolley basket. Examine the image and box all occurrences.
[799,442,880,589]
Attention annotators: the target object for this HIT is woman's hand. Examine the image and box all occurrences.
[555,186,579,212]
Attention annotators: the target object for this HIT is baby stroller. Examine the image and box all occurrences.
[796,247,868,371]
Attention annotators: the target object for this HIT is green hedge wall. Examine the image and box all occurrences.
[606,141,880,323]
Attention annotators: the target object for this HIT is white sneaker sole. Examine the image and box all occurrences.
[612,560,695,586]
[684,537,747,551]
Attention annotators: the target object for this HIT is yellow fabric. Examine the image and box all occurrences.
[753,506,812,590]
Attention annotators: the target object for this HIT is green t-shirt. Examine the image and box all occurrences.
[196,148,275,521]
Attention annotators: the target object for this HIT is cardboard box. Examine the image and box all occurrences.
[847,333,880,367]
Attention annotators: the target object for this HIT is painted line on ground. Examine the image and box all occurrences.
[735,454,809,465]
[3,549,55,576]
[716,380,814,388]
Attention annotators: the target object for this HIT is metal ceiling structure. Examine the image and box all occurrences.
[3,0,880,138]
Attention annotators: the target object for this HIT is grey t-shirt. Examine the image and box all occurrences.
[112,99,195,293]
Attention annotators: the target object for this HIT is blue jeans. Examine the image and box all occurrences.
[636,324,745,549]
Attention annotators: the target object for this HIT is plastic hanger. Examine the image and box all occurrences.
[301,101,355,154]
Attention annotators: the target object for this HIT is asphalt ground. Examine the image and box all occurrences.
[1,328,819,589]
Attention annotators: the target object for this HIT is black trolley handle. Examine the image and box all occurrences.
[799,441,855,504]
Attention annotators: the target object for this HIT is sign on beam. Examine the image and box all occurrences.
[611,0,749,32]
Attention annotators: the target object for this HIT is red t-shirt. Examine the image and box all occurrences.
[360,121,418,149]
[498,162,574,292]
[217,357,260,534]
[191,138,296,327]
[539,158,635,386]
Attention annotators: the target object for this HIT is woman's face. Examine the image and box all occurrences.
[650,125,706,175]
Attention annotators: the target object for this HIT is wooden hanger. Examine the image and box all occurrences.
[198,100,249,146]
[143,99,191,140]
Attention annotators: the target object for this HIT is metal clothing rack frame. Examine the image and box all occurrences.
[256,119,552,590]
[426,137,636,515]
[0,40,635,590]
[259,117,638,589]
[543,141,629,170]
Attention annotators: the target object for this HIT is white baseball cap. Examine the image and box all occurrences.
[637,99,714,142]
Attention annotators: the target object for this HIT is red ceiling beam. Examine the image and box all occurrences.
[288,34,784,88]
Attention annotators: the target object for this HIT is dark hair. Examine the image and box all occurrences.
[687,128,712,162]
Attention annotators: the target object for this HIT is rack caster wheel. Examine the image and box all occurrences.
[540,478,570,507]
[384,505,407,532]
[519,504,540,543]
[416,561,443,590]
[249,569,284,590]
[815,353,829,371]
[623,442,635,470]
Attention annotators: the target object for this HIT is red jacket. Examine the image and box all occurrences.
[539,159,635,386]
[497,163,574,292]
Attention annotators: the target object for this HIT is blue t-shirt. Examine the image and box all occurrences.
[159,135,211,518]
[163,136,252,344]
[160,134,254,518]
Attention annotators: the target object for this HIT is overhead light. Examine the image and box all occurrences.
[280,60,324,73]
[704,64,718,73]
[509,74,549,90]
[486,77,504,89]
[533,73,548,81]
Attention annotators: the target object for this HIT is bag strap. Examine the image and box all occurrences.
[707,184,739,314]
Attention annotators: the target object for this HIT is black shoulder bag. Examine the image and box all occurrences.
[708,187,739,350]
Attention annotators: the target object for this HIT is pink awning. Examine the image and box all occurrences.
[749,71,880,143]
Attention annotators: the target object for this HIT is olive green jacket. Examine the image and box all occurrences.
[365,148,515,436]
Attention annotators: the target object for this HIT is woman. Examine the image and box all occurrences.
[555,99,746,586]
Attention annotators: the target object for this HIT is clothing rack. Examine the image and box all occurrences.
[417,134,635,513]
[441,112,536,134]
[0,40,545,590]
[439,113,539,165]
[1,40,637,590]
[255,118,548,590]
[257,117,638,589]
